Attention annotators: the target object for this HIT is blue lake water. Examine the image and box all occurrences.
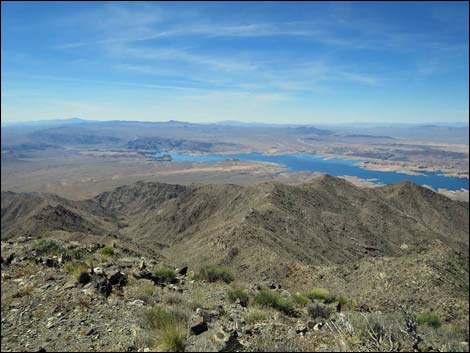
[153,151,469,191]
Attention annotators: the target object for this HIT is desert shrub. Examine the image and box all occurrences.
[304,288,333,303]
[254,289,294,315]
[99,246,115,256]
[417,312,442,328]
[142,306,188,331]
[250,330,305,352]
[307,302,331,319]
[333,295,350,306]
[64,261,90,284]
[188,287,207,310]
[142,306,188,352]
[292,292,309,305]
[163,292,183,305]
[155,267,177,284]
[63,248,84,260]
[33,239,63,255]
[135,284,158,304]
[197,265,234,283]
[228,287,249,307]
[245,307,271,324]
[154,323,186,352]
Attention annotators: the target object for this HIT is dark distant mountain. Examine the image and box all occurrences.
[289,126,334,136]
[344,134,396,139]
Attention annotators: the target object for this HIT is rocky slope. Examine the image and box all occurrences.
[1,176,469,352]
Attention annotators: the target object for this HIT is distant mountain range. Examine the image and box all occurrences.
[3,118,468,128]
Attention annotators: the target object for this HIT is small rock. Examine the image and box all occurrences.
[139,259,146,271]
[190,316,208,335]
[296,322,308,335]
[128,299,145,306]
[177,266,188,276]
[45,258,58,268]
[64,281,76,290]
[313,322,324,331]
[92,275,112,297]
[93,267,105,276]
[109,271,128,288]
[6,253,15,265]
[46,319,55,329]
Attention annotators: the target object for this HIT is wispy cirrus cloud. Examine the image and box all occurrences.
[4,1,467,123]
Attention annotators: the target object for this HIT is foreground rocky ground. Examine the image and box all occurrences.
[2,237,468,352]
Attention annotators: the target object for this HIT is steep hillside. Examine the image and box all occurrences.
[2,177,468,278]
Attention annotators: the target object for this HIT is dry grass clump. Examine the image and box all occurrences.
[227,286,249,307]
[141,306,189,352]
[196,265,234,283]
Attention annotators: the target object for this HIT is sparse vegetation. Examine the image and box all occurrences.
[99,246,115,256]
[292,292,309,305]
[154,323,186,352]
[142,306,188,331]
[33,239,63,256]
[227,286,249,307]
[304,288,333,303]
[254,289,294,315]
[307,302,331,319]
[245,307,271,324]
[417,312,442,328]
[142,306,188,352]
[197,265,234,283]
[188,287,207,310]
[155,267,177,284]
[163,292,183,306]
[333,295,351,307]
[64,261,90,284]
[134,284,158,304]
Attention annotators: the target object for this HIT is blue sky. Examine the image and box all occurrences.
[1,1,469,124]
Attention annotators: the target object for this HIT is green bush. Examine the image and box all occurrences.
[197,266,234,283]
[304,288,333,303]
[254,289,294,315]
[228,287,249,307]
[99,246,115,256]
[33,239,63,255]
[417,312,442,328]
[155,267,177,284]
[292,292,309,305]
[333,295,350,306]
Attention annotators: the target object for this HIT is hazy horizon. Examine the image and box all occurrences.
[2,116,469,127]
[2,1,469,124]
